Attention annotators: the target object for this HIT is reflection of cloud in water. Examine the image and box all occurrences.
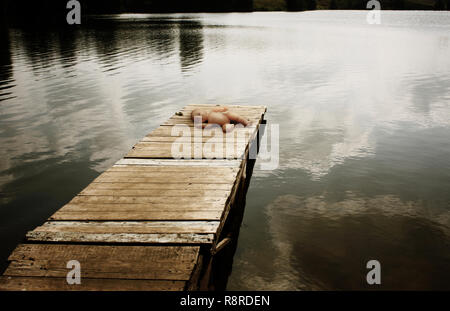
[235,242,317,291]
[282,129,375,180]
[237,193,450,290]
[268,194,450,230]
[277,69,450,179]
[247,19,450,179]
[0,24,187,191]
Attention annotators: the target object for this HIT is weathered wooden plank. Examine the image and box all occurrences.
[130,147,248,160]
[140,136,250,143]
[126,149,246,159]
[8,244,198,262]
[93,176,238,184]
[114,158,242,167]
[61,198,226,211]
[107,166,238,173]
[87,182,232,191]
[33,221,220,234]
[26,232,215,244]
[79,189,231,197]
[69,195,227,204]
[133,142,249,150]
[50,210,223,221]
[126,140,249,158]
[98,170,238,178]
[146,126,257,138]
[0,276,186,291]
[187,254,203,291]
[93,170,239,182]
[126,150,247,160]
[165,115,263,121]
[59,203,225,212]
[5,244,199,280]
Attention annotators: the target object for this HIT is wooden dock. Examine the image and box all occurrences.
[0,104,267,291]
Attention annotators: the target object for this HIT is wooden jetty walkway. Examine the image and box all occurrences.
[0,104,267,291]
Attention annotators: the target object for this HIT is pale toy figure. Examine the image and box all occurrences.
[190,106,251,132]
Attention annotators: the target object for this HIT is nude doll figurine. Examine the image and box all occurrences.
[190,106,251,132]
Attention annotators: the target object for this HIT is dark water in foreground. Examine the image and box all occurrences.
[1,11,450,290]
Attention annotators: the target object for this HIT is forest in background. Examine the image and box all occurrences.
[257,0,447,10]
[1,0,449,26]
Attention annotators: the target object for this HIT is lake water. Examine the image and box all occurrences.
[1,11,449,290]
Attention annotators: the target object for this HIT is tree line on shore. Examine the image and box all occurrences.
[261,0,447,10]
[1,0,448,26]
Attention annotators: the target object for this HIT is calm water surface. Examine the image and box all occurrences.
[1,11,449,290]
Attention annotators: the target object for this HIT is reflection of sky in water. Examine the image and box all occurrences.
[233,193,450,290]
[0,11,449,289]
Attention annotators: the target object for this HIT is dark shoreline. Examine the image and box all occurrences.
[2,0,448,27]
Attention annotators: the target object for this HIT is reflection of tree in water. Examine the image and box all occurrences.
[87,20,121,71]
[86,18,179,71]
[143,19,178,60]
[14,28,81,75]
[19,30,60,74]
[178,20,204,72]
[0,26,11,77]
[57,29,78,70]
[0,26,14,102]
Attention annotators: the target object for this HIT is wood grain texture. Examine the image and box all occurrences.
[92,176,237,184]
[107,166,239,173]
[32,221,220,234]
[87,182,233,191]
[50,210,223,221]
[114,158,242,167]
[58,202,225,211]
[126,148,247,160]
[26,232,215,244]
[145,125,257,138]
[132,142,249,150]
[141,136,250,143]
[5,244,200,281]
[79,189,231,198]
[69,195,227,204]
[0,276,186,291]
